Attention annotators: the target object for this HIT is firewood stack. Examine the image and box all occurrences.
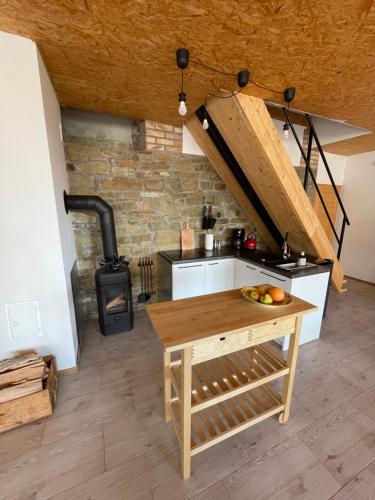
[0,353,49,404]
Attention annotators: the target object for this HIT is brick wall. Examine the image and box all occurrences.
[65,134,264,318]
[144,120,182,152]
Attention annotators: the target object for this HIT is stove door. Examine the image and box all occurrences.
[103,285,128,314]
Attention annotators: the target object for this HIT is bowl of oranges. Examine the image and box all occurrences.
[241,285,292,306]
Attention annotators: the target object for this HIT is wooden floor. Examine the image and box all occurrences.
[1,278,374,500]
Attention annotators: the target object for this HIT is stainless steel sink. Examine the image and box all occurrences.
[276,262,317,271]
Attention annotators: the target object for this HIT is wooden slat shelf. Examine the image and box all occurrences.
[171,343,288,413]
[172,383,284,456]
[147,290,313,478]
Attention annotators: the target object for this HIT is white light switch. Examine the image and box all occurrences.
[5,301,42,341]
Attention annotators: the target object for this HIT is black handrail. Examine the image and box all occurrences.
[283,108,341,243]
[282,107,349,260]
[304,129,313,191]
[304,114,350,225]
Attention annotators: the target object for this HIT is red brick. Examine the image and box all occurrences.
[156,138,174,146]
[165,132,182,140]
[146,129,165,138]
[155,123,174,132]
[145,120,157,129]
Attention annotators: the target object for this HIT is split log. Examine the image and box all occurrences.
[0,379,43,404]
[0,361,47,387]
[0,353,41,373]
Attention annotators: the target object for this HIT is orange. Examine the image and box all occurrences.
[268,287,285,303]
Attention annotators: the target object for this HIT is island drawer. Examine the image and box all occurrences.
[191,316,296,364]
[248,317,296,343]
[192,330,249,364]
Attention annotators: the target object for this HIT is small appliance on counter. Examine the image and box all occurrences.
[232,227,245,249]
[205,229,214,250]
[243,232,257,250]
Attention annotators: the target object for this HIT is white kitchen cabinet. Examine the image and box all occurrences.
[280,272,330,351]
[172,262,205,300]
[257,268,291,291]
[205,259,234,294]
[234,259,263,288]
[166,254,330,352]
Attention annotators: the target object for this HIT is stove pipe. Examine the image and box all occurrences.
[64,191,118,262]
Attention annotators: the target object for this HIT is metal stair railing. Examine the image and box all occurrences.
[282,107,350,259]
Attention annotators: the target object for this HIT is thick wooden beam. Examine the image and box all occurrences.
[206,94,344,292]
[186,114,279,253]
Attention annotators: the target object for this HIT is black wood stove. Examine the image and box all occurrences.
[95,258,133,335]
[64,192,134,335]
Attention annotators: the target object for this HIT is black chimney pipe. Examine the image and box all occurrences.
[64,191,118,262]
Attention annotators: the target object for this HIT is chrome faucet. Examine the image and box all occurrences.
[282,233,290,260]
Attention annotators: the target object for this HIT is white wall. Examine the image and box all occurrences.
[183,125,204,156]
[316,153,347,185]
[339,151,375,283]
[37,51,78,357]
[62,107,134,142]
[0,31,77,369]
[311,115,369,146]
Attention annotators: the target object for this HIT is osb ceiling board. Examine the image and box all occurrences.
[267,106,308,127]
[322,133,375,156]
[1,1,375,154]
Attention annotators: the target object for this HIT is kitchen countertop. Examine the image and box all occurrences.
[147,287,316,348]
[158,247,333,279]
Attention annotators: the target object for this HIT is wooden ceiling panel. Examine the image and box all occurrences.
[0,0,374,154]
[322,133,375,156]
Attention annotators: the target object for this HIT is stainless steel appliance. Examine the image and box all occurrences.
[232,227,245,249]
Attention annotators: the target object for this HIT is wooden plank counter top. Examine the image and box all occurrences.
[147,288,316,350]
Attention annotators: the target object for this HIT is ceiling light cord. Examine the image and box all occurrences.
[281,88,295,140]
[207,89,242,100]
[178,68,187,116]
[191,58,285,96]
[202,90,245,130]
[190,59,237,78]
[176,48,296,130]
[249,80,284,95]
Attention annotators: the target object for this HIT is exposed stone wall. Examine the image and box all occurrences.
[65,135,263,318]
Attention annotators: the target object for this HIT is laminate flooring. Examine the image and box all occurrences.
[1,278,374,499]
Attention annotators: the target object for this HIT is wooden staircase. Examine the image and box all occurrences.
[186,94,345,293]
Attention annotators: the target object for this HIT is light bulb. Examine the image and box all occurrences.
[283,123,289,140]
[202,118,209,130]
[178,100,187,116]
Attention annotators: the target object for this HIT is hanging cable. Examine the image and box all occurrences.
[191,58,285,95]
[249,80,284,95]
[190,59,237,77]
[176,48,296,129]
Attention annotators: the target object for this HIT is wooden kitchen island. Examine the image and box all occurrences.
[147,287,316,479]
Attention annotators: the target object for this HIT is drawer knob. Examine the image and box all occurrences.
[220,337,226,341]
